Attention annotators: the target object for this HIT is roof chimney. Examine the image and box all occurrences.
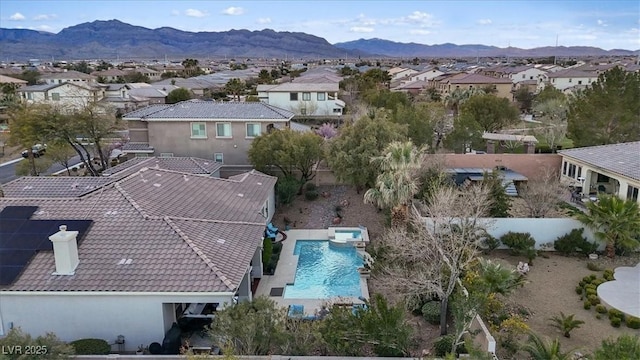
[49,225,79,275]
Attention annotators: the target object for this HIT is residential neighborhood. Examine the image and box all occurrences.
[0,1,639,359]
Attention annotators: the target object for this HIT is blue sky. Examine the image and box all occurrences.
[1,0,638,49]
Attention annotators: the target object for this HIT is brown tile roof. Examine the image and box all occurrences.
[546,69,594,78]
[3,176,114,198]
[445,73,513,84]
[0,167,276,293]
[103,157,222,178]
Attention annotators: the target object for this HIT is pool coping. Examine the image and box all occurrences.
[255,228,371,315]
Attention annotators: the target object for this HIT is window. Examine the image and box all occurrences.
[577,166,582,178]
[522,74,526,79]
[302,92,311,101]
[333,108,342,114]
[27,93,33,100]
[569,78,572,83]
[44,93,49,100]
[289,92,298,101]
[562,161,567,175]
[300,108,307,115]
[216,123,231,138]
[135,153,149,158]
[317,93,326,101]
[52,93,60,101]
[214,153,224,163]
[578,81,582,85]
[160,153,174,158]
[191,122,206,138]
[246,123,261,138]
[627,186,639,202]
[567,163,577,178]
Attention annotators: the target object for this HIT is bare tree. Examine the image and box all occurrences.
[374,184,491,335]
[518,168,565,218]
[533,98,568,152]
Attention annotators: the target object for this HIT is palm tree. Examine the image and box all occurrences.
[224,78,245,101]
[364,141,425,227]
[548,312,585,338]
[476,258,526,295]
[444,88,485,118]
[521,332,575,360]
[577,195,640,258]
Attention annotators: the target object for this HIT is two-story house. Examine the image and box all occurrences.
[122,100,295,168]
[19,82,103,109]
[538,69,595,92]
[39,70,97,86]
[408,68,445,83]
[92,68,130,83]
[256,81,344,116]
[436,73,513,100]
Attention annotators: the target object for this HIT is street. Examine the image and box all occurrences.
[0,155,83,184]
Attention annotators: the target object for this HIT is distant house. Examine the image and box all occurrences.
[436,73,513,99]
[408,68,445,82]
[0,158,276,352]
[19,82,102,108]
[122,100,295,167]
[0,74,27,87]
[391,80,428,95]
[481,65,546,85]
[91,68,129,83]
[134,67,162,81]
[558,142,640,204]
[387,67,418,81]
[39,70,97,86]
[257,80,344,116]
[538,69,596,92]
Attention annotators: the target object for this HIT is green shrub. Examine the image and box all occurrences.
[625,316,640,329]
[592,279,604,286]
[575,286,583,295]
[304,190,319,201]
[585,284,597,291]
[584,301,591,310]
[579,241,599,255]
[500,232,536,255]
[595,305,608,314]
[586,288,597,297]
[277,176,300,205]
[305,182,317,192]
[596,314,603,320]
[603,270,614,281]
[554,228,591,256]
[70,339,111,355]
[422,301,441,325]
[578,280,586,287]
[589,274,597,281]
[262,238,273,265]
[434,335,455,357]
[589,295,600,306]
[611,317,622,328]
[272,241,283,255]
[608,309,624,321]
[587,262,603,271]
[481,234,501,254]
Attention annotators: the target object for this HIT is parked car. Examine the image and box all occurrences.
[21,144,47,158]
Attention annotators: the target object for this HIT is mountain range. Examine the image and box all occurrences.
[0,20,637,61]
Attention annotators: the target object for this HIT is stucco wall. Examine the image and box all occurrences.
[267,92,339,116]
[423,217,598,249]
[440,153,562,180]
[147,121,285,165]
[0,293,231,352]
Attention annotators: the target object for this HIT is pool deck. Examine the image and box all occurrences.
[255,228,370,315]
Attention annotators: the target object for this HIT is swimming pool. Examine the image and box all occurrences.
[284,240,363,299]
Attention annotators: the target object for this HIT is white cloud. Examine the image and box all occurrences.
[222,7,244,16]
[185,9,209,18]
[257,17,271,24]
[407,11,431,23]
[477,19,492,25]
[350,26,374,33]
[597,19,607,26]
[34,14,56,20]
[409,29,431,35]
[9,12,26,21]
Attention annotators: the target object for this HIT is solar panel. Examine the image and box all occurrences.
[0,206,38,220]
[0,206,93,286]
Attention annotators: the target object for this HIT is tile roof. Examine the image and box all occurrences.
[445,73,513,84]
[122,100,295,121]
[257,82,339,92]
[103,157,222,177]
[559,142,640,181]
[0,74,27,84]
[40,70,95,80]
[546,69,594,78]
[3,176,114,198]
[0,166,277,293]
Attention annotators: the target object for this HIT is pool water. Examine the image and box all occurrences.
[284,240,363,299]
[335,229,362,239]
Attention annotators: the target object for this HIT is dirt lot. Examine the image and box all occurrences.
[491,251,640,357]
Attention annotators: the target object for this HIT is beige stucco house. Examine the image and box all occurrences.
[435,73,513,100]
[559,142,640,203]
[122,100,295,168]
[19,82,103,109]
